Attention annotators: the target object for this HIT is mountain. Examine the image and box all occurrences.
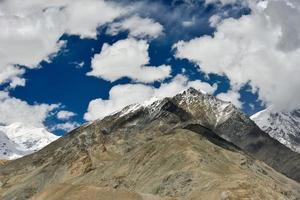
[251,107,300,153]
[1,88,300,199]
[0,122,59,160]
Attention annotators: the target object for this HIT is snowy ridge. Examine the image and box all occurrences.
[0,122,59,160]
[119,97,164,117]
[176,88,235,127]
[251,107,300,153]
[119,103,142,117]
[0,131,25,160]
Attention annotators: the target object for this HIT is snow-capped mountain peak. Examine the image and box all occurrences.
[174,88,236,128]
[118,87,237,130]
[0,122,59,160]
[251,107,300,153]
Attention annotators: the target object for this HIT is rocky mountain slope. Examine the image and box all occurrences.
[251,107,300,153]
[1,88,300,199]
[0,122,59,160]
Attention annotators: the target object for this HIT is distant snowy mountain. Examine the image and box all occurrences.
[0,123,59,160]
[251,107,300,153]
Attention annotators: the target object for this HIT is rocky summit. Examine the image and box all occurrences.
[1,88,300,200]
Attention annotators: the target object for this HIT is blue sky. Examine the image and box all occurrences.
[1,0,299,135]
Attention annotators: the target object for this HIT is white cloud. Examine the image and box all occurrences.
[182,21,193,27]
[88,38,171,83]
[76,62,85,68]
[182,17,196,27]
[154,75,217,98]
[0,0,129,88]
[56,110,76,120]
[107,15,163,39]
[64,0,126,39]
[0,7,65,67]
[205,0,244,5]
[174,0,300,111]
[84,75,217,121]
[209,15,222,27]
[84,84,153,121]
[0,6,65,87]
[0,91,58,127]
[216,90,242,108]
[51,121,79,132]
[0,65,25,89]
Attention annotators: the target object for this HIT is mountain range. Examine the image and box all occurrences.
[1,88,300,199]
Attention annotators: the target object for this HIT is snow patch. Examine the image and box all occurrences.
[0,122,59,160]
[251,107,300,153]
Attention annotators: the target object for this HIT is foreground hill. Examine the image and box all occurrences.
[1,88,300,199]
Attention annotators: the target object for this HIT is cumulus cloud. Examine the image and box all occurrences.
[0,0,129,88]
[88,38,171,83]
[0,90,79,131]
[0,6,65,87]
[56,110,76,120]
[0,66,25,89]
[0,8,65,67]
[84,84,153,121]
[107,15,163,39]
[84,75,217,121]
[209,15,222,27]
[174,0,300,111]
[0,91,58,127]
[64,0,126,38]
[216,90,242,108]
